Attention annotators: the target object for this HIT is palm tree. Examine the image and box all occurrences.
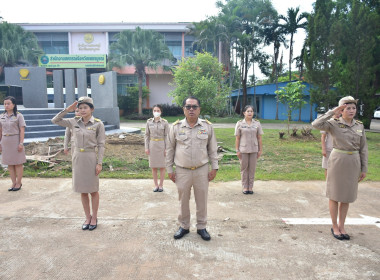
[108,27,174,115]
[279,7,308,82]
[0,21,43,81]
[263,15,287,119]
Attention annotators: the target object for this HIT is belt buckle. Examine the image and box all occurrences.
[348,152,353,155]
[5,134,9,136]
[80,148,85,152]
[190,167,196,170]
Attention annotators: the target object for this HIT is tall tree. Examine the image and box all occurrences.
[263,14,288,119]
[279,7,308,82]
[332,0,379,127]
[0,21,43,80]
[304,0,337,121]
[109,27,174,115]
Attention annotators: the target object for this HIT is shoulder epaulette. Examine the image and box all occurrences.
[148,117,153,121]
[94,118,101,122]
[254,118,260,122]
[356,120,363,124]
[172,119,180,125]
[334,118,339,121]
[205,119,212,125]
[161,118,167,122]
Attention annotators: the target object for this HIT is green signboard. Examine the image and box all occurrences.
[38,54,107,68]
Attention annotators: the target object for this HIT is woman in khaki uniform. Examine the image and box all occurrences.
[52,97,105,231]
[144,105,169,192]
[235,105,263,195]
[312,96,368,240]
[0,96,26,191]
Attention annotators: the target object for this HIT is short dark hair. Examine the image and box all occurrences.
[152,104,163,112]
[4,96,18,115]
[77,102,94,109]
[182,96,201,107]
[242,105,254,113]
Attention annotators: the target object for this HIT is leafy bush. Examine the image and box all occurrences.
[118,86,150,115]
[155,104,183,116]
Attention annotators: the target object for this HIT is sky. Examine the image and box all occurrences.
[1,0,314,23]
[0,0,315,78]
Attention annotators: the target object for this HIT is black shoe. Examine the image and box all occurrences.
[82,223,90,230]
[197,228,211,241]
[331,228,344,240]
[242,190,249,195]
[248,190,254,194]
[153,187,159,192]
[12,184,22,191]
[174,227,189,239]
[158,188,163,192]
[342,233,350,240]
[8,187,14,191]
[89,219,97,231]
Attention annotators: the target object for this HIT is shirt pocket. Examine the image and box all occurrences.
[196,133,208,148]
[176,134,188,149]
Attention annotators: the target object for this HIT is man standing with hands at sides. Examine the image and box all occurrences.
[166,96,219,241]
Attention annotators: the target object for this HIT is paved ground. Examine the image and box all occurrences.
[1,178,379,279]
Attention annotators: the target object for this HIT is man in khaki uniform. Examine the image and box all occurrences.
[166,96,218,241]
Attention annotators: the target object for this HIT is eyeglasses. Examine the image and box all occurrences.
[184,105,199,110]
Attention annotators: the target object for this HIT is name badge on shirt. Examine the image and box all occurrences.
[198,129,207,135]
[339,125,346,128]
[179,130,186,136]
[87,127,96,131]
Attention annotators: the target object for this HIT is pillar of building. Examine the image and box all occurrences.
[64,69,76,106]
[53,70,64,108]
[77,68,87,98]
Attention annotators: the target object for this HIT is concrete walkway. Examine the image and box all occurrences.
[1,178,379,279]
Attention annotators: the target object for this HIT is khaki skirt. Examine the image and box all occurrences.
[1,135,26,165]
[72,150,99,193]
[148,140,165,168]
[326,150,361,203]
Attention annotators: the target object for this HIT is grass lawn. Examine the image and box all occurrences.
[16,128,380,182]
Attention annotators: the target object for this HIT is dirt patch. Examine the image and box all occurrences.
[24,133,147,170]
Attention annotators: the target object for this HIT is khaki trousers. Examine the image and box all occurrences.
[240,152,258,189]
[175,164,209,230]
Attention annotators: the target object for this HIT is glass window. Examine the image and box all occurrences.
[35,32,69,54]
[117,75,145,96]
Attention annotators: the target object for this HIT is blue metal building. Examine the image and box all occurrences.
[231,81,318,122]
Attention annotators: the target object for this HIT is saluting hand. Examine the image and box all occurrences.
[66,101,78,112]
[145,149,150,155]
[333,104,347,115]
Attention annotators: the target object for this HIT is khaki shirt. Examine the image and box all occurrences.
[321,130,333,152]
[52,109,106,164]
[166,118,219,173]
[64,127,73,150]
[235,119,264,153]
[312,110,368,172]
[144,117,169,150]
[0,112,26,136]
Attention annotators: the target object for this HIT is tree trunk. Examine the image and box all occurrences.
[289,33,294,81]
[138,72,143,115]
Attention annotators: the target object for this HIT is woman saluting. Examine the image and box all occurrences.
[52,97,105,231]
[312,96,368,240]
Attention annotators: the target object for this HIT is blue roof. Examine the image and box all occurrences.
[231,81,313,97]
